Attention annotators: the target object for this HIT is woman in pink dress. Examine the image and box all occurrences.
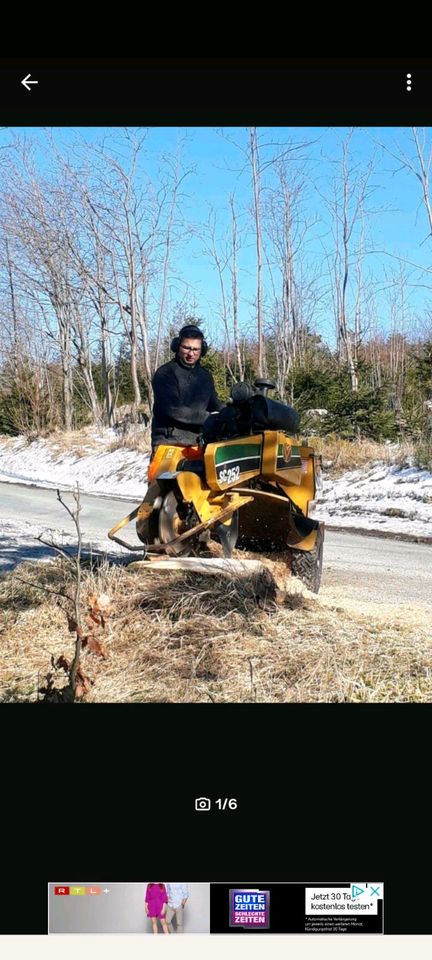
[145,882,169,934]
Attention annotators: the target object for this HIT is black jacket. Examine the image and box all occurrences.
[151,357,222,446]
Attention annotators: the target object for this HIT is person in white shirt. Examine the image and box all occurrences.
[165,882,189,933]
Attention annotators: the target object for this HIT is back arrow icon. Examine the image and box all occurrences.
[21,74,38,92]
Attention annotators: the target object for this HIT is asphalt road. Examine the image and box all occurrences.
[0,480,132,539]
[1,482,432,607]
[322,528,432,608]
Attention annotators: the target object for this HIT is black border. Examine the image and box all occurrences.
[1,57,431,938]
[1,57,432,123]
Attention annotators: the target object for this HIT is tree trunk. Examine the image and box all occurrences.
[5,238,19,378]
[230,196,244,381]
[250,128,264,376]
[58,311,73,431]
[100,314,114,426]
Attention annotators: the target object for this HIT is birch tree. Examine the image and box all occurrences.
[323,131,376,392]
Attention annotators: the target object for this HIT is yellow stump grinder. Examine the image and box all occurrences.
[108,379,324,592]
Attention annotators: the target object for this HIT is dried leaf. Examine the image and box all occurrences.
[87,637,108,659]
[88,593,114,616]
[89,611,102,626]
[76,666,93,691]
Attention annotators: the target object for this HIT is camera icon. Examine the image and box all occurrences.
[195,797,211,812]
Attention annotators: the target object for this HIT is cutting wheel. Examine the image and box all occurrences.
[158,490,197,556]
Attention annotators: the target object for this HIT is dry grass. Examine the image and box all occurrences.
[108,429,151,454]
[311,437,414,475]
[1,556,431,704]
[22,427,110,457]
[0,424,152,459]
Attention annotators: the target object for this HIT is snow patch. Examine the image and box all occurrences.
[0,434,149,500]
[312,460,432,537]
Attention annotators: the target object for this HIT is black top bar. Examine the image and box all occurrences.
[0,58,431,123]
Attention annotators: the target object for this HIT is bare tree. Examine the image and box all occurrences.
[153,146,193,372]
[264,161,315,395]
[411,128,432,240]
[388,266,410,421]
[78,132,187,417]
[321,131,376,391]
[383,128,432,244]
[0,146,80,428]
[229,195,244,381]
[250,128,264,375]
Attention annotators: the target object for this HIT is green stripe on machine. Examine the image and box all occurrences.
[215,443,261,465]
[277,444,300,456]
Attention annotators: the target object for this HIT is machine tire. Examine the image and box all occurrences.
[289,523,324,593]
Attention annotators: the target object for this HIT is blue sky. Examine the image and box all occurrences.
[3,126,432,347]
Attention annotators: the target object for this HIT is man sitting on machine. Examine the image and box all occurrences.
[151,322,222,454]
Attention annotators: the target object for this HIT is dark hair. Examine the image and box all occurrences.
[148,882,165,889]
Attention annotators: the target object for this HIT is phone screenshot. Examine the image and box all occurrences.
[0,58,431,960]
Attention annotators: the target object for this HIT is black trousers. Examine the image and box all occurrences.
[151,424,201,456]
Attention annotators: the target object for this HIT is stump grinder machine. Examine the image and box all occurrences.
[108,379,324,592]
